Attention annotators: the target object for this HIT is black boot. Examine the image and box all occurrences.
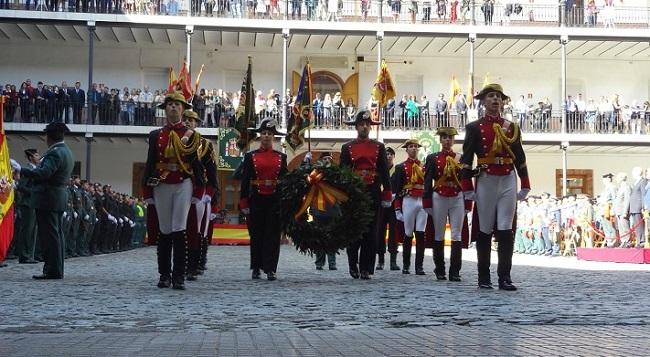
[376,254,385,270]
[402,237,412,274]
[414,232,426,275]
[171,231,187,290]
[449,241,463,281]
[157,233,172,283]
[496,230,517,291]
[476,231,493,289]
[389,252,400,270]
[432,240,446,280]
[186,247,200,281]
[198,235,209,272]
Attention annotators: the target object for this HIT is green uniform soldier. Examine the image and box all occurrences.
[14,149,40,264]
[11,122,74,280]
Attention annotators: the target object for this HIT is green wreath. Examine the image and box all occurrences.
[279,163,373,256]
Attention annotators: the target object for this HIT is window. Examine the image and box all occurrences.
[555,169,593,197]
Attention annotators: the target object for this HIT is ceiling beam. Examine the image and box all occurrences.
[128,27,136,42]
[516,39,537,55]
[271,33,275,47]
[253,32,257,47]
[110,27,119,42]
[165,29,172,44]
[485,38,504,54]
[51,25,67,41]
[500,38,519,55]
[598,42,621,56]
[354,36,364,51]
[402,37,417,52]
[386,36,400,52]
[33,24,49,40]
[582,41,606,56]
[304,34,312,48]
[237,32,240,47]
[566,40,588,55]
[473,38,487,51]
[532,40,553,56]
[614,42,639,57]
[288,33,293,47]
[631,43,650,57]
[452,38,466,53]
[15,24,32,40]
[438,37,454,52]
[337,35,347,50]
[421,37,435,53]
[0,26,9,40]
[203,30,207,46]
[320,34,329,49]
[146,28,155,44]
[71,26,85,41]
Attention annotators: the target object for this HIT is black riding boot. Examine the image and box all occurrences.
[389,252,400,270]
[496,229,517,290]
[171,231,187,290]
[402,236,412,274]
[432,240,446,280]
[449,240,463,281]
[476,231,493,288]
[414,232,426,275]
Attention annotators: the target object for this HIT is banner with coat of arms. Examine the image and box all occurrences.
[411,131,440,162]
[217,128,243,171]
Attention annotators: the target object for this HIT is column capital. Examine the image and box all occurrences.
[282,28,290,39]
[468,33,476,43]
[376,31,384,41]
[185,25,194,35]
[560,34,568,45]
[87,21,96,30]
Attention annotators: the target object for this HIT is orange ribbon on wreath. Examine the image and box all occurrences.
[295,169,349,220]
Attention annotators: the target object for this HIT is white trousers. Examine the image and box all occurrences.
[402,196,428,236]
[432,192,464,241]
[153,178,193,234]
[475,171,517,234]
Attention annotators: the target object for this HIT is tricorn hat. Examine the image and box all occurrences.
[435,127,459,136]
[475,83,509,101]
[43,122,70,134]
[182,109,201,122]
[401,139,422,148]
[248,117,285,136]
[157,91,192,110]
[344,110,381,126]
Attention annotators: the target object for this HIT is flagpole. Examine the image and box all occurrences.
[376,31,383,141]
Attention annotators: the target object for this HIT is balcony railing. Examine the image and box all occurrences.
[5,100,650,135]
[2,0,648,28]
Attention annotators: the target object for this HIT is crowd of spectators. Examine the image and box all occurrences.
[514,167,650,257]
[0,0,639,28]
[4,79,650,134]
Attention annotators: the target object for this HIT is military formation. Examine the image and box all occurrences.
[7,151,147,265]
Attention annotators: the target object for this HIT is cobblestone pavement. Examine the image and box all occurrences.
[2,245,650,356]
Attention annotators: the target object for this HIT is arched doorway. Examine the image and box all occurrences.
[311,71,344,98]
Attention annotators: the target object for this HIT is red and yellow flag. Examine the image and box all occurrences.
[176,61,193,100]
[371,60,396,107]
[167,66,177,93]
[0,96,15,261]
[449,76,462,107]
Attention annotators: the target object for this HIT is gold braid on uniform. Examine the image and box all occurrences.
[409,162,425,186]
[434,156,461,189]
[198,139,217,163]
[167,130,202,175]
[490,122,520,159]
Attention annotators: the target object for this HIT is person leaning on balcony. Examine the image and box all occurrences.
[460,83,530,291]
[239,118,288,281]
[142,91,205,290]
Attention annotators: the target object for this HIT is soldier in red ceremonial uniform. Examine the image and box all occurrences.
[143,92,205,290]
[392,139,428,275]
[181,109,219,281]
[340,110,392,280]
[239,118,288,281]
[423,127,469,282]
[460,84,530,291]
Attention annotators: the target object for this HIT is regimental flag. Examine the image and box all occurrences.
[449,76,462,107]
[167,66,177,93]
[235,56,256,151]
[286,63,314,152]
[176,60,193,100]
[371,60,397,107]
[0,96,15,261]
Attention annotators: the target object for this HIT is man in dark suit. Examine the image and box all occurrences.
[70,81,86,124]
[59,81,72,124]
[11,122,74,280]
[34,82,48,123]
[88,83,101,125]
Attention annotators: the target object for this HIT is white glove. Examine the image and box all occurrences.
[463,191,476,201]
[202,194,211,204]
[425,208,433,216]
[303,152,312,162]
[95,218,99,223]
[241,208,250,215]
[130,221,136,227]
[108,214,115,221]
[395,210,404,222]
[10,159,20,172]
[84,214,90,220]
[63,211,68,218]
[191,197,201,204]
[517,188,530,201]
[210,213,217,220]
[144,198,154,205]
[381,200,391,208]
[73,212,78,219]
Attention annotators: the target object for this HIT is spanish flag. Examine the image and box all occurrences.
[371,60,396,107]
[0,96,15,261]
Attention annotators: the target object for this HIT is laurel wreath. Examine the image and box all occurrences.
[279,163,373,256]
